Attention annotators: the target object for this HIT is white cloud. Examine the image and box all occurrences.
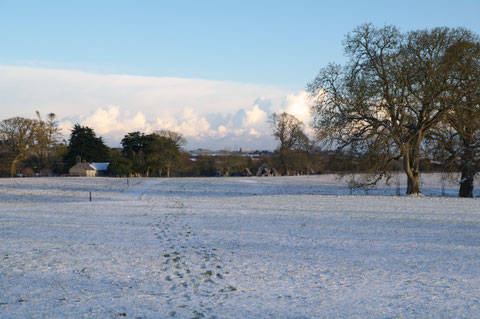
[0,65,311,149]
[243,104,268,129]
[176,107,212,137]
[155,115,179,131]
[0,65,286,119]
[217,125,228,136]
[248,128,261,136]
[81,105,151,141]
[282,91,313,124]
[275,91,317,137]
[57,120,73,138]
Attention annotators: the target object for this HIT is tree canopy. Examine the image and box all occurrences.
[119,130,185,177]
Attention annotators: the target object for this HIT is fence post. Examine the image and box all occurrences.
[441,173,446,197]
[89,191,92,202]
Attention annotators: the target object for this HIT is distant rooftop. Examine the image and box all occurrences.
[90,163,109,171]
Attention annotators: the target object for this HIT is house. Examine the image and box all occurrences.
[69,160,109,177]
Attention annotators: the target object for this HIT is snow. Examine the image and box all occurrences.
[0,174,479,318]
[89,162,109,171]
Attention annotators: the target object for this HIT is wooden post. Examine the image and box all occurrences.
[127,178,129,187]
[89,192,92,202]
[441,173,446,197]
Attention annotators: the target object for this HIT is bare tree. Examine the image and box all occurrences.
[270,112,310,175]
[34,111,62,171]
[308,24,472,195]
[0,117,36,176]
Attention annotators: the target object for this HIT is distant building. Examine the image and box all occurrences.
[69,159,109,177]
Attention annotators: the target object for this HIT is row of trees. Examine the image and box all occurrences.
[307,24,479,197]
[112,128,327,177]
[0,115,187,177]
[0,112,330,178]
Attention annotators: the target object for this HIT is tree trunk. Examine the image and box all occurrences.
[280,151,287,176]
[403,143,422,195]
[459,149,475,198]
[406,173,421,195]
[280,147,292,176]
[459,172,474,198]
[10,155,21,177]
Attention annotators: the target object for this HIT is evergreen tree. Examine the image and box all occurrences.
[108,149,133,177]
[64,124,110,169]
[121,132,147,175]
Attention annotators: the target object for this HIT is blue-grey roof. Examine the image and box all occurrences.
[89,163,109,171]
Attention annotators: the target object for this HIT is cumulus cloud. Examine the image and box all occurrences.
[252,97,272,113]
[217,125,228,136]
[243,104,268,129]
[247,128,261,136]
[282,91,313,124]
[0,65,313,149]
[57,120,74,138]
[80,106,152,142]
[271,91,317,137]
[176,107,212,137]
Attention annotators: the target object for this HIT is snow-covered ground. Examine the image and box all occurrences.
[0,174,479,318]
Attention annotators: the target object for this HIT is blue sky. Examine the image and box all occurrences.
[1,0,479,149]
[2,0,479,88]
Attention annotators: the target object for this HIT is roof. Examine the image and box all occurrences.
[90,163,109,171]
[72,163,95,171]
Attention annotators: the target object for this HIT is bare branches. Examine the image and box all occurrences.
[309,25,478,195]
[270,112,310,175]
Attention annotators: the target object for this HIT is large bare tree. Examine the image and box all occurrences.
[308,24,474,195]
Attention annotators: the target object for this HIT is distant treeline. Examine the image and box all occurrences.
[0,112,326,177]
[0,112,321,177]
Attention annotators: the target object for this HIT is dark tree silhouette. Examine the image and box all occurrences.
[64,124,110,169]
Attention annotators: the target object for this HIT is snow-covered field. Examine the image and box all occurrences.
[0,175,479,318]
